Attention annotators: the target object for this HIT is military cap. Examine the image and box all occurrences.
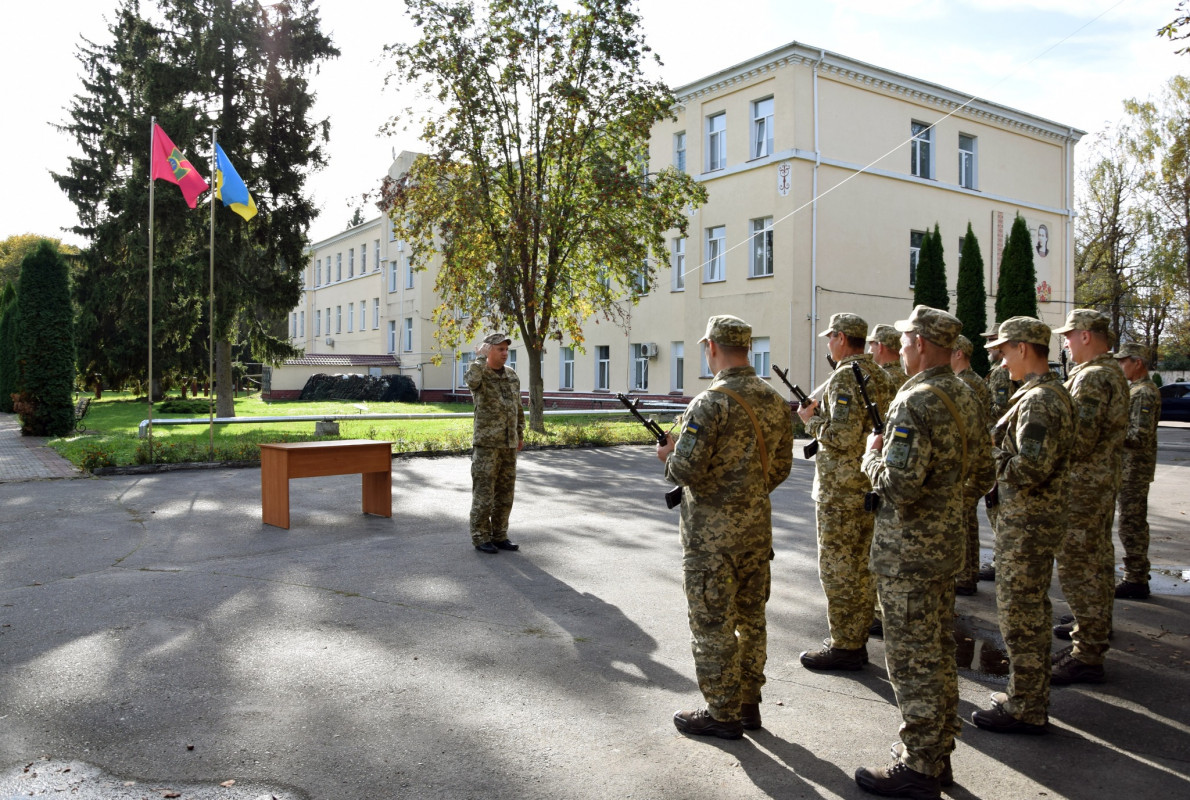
[867,323,902,351]
[953,334,974,357]
[818,313,868,339]
[1114,342,1150,362]
[482,332,513,345]
[1052,308,1110,336]
[894,305,962,349]
[984,316,1051,348]
[699,314,752,347]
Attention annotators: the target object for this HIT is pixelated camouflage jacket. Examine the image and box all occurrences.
[955,367,993,499]
[1122,376,1161,481]
[664,365,794,558]
[881,360,909,389]
[985,363,1019,426]
[863,365,995,581]
[1064,352,1128,492]
[992,371,1074,548]
[465,358,525,448]
[806,353,897,502]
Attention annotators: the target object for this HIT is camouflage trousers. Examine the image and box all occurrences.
[470,446,517,546]
[684,549,771,722]
[994,530,1059,725]
[1116,473,1153,584]
[877,576,959,779]
[815,497,876,649]
[1057,485,1117,665]
[958,498,981,588]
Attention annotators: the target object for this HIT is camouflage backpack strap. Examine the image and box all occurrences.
[1035,380,1074,417]
[918,383,968,475]
[707,385,770,476]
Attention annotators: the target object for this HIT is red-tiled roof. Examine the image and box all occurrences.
[282,354,401,367]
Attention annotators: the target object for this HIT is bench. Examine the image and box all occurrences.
[258,440,393,529]
[74,396,93,432]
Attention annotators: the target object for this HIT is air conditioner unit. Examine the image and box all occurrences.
[641,342,659,358]
[325,337,334,346]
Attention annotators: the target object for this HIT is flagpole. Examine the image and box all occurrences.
[209,128,216,460]
[147,116,155,461]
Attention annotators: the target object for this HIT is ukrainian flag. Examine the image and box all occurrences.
[214,144,258,221]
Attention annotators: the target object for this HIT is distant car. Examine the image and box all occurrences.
[1159,382,1190,422]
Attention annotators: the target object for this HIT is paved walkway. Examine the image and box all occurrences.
[0,412,82,482]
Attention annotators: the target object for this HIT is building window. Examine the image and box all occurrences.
[325,307,330,335]
[751,97,774,159]
[674,131,687,173]
[631,344,649,391]
[634,261,648,296]
[335,253,342,281]
[374,240,380,271]
[751,337,770,377]
[911,121,933,179]
[290,313,297,338]
[316,258,322,286]
[700,343,713,377]
[672,341,684,392]
[405,256,414,289]
[403,317,413,352]
[389,259,398,293]
[507,349,517,372]
[560,346,574,390]
[672,237,686,291]
[360,300,366,332]
[348,248,355,278]
[346,302,354,333]
[373,298,380,329]
[595,345,610,390]
[959,134,977,189]
[909,230,925,288]
[299,310,304,337]
[335,305,342,334]
[361,244,367,273]
[706,112,726,172]
[315,309,321,337]
[387,320,397,353]
[705,225,725,282]
[749,217,773,278]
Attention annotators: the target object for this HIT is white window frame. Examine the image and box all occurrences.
[705,226,725,283]
[299,310,304,338]
[749,217,773,278]
[672,341,684,392]
[751,337,770,378]
[959,133,977,190]
[360,244,367,273]
[403,317,413,352]
[374,240,381,271]
[674,131,687,173]
[335,305,342,334]
[346,302,354,333]
[290,313,297,338]
[700,343,713,378]
[373,298,380,329]
[560,346,574,390]
[631,344,648,391]
[316,258,322,286]
[389,259,398,293]
[387,320,397,353]
[751,97,774,159]
[911,121,933,179]
[910,230,925,288]
[507,349,517,373]
[672,237,686,291]
[404,256,414,289]
[348,248,355,278]
[335,253,342,281]
[315,309,321,337]
[706,112,726,172]
[595,345,610,391]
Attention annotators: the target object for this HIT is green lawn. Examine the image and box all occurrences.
[47,392,661,470]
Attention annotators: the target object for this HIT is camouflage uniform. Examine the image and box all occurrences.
[861,308,995,780]
[806,352,897,649]
[1057,352,1128,665]
[983,362,1020,537]
[990,368,1074,725]
[1117,374,1161,584]
[882,360,909,390]
[665,358,794,722]
[466,355,525,547]
[954,364,993,589]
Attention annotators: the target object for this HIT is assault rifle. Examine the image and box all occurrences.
[851,361,885,512]
[772,365,819,459]
[616,393,683,509]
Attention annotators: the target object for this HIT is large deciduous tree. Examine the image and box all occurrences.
[955,222,989,375]
[383,0,706,431]
[0,234,80,291]
[54,0,337,416]
[995,214,1038,323]
[14,242,76,436]
[912,223,948,312]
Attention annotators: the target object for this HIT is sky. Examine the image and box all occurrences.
[2,0,1187,248]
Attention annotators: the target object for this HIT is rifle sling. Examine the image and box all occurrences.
[707,385,770,476]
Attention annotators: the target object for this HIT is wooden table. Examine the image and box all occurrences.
[259,440,393,529]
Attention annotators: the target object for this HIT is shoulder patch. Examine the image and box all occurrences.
[675,421,700,457]
[1078,396,1100,422]
[1020,421,1047,460]
[885,425,914,469]
[833,394,852,422]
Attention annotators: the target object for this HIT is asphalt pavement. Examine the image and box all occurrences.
[1,413,1188,799]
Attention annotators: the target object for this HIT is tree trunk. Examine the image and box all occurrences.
[216,338,235,418]
[527,343,545,433]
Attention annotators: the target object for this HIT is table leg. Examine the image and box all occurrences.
[261,450,291,529]
[362,470,392,518]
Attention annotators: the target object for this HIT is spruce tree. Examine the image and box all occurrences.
[995,214,1039,322]
[0,282,17,413]
[913,223,949,311]
[15,242,76,436]
[956,222,989,375]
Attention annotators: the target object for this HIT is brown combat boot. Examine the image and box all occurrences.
[672,708,743,740]
[740,703,762,730]
[800,643,868,671]
[855,760,941,799]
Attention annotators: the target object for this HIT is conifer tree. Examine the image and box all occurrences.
[0,282,17,413]
[14,242,76,436]
[913,223,949,311]
[996,214,1039,322]
[956,222,989,375]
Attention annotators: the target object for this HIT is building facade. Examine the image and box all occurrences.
[270,43,1082,403]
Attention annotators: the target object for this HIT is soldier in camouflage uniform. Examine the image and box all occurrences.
[659,315,794,740]
[466,333,525,554]
[1052,309,1129,685]
[797,313,897,670]
[971,317,1074,736]
[979,347,1020,582]
[869,323,909,389]
[951,335,993,596]
[855,306,995,799]
[1113,342,1162,600]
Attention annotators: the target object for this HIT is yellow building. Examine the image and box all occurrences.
[270,43,1081,403]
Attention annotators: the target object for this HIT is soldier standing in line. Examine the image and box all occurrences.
[952,335,993,596]
[979,344,1020,582]
[1051,309,1129,685]
[970,317,1074,736]
[869,324,909,389]
[466,332,525,554]
[1113,342,1162,600]
[658,315,794,739]
[797,313,897,671]
[854,306,994,799]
